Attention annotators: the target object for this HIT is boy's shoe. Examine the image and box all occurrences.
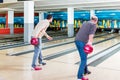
[82,77,89,80]
[41,62,46,65]
[38,62,46,66]
[31,66,42,71]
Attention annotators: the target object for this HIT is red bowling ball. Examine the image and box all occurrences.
[84,44,93,54]
[30,38,39,45]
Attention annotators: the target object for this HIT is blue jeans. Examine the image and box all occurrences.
[75,41,87,79]
[32,38,43,68]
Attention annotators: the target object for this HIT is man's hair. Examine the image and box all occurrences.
[91,15,98,21]
[47,14,53,20]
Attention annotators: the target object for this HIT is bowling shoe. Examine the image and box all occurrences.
[41,62,46,65]
[38,62,46,66]
[84,70,91,75]
[31,66,42,71]
[82,77,89,80]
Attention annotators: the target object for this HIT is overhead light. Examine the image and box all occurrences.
[110,13,116,15]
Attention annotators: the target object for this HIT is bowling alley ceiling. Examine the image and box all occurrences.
[0,0,120,12]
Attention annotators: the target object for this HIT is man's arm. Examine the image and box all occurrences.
[87,34,94,45]
[87,24,96,45]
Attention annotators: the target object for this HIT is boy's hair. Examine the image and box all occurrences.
[47,14,53,20]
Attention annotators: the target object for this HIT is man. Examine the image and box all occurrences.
[75,16,98,80]
[31,14,53,70]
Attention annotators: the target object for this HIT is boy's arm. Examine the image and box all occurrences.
[41,27,53,40]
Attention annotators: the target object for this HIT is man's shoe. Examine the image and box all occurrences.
[84,70,91,75]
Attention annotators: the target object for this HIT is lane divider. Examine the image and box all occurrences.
[43,35,119,60]
[7,33,115,56]
[88,43,120,66]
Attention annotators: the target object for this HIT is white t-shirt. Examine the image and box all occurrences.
[32,19,49,38]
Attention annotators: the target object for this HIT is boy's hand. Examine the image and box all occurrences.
[47,36,53,40]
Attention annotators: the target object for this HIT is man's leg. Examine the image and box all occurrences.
[84,65,91,75]
[75,41,87,79]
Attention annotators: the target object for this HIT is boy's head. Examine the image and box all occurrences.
[47,14,53,22]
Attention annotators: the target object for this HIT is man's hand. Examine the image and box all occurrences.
[86,41,92,46]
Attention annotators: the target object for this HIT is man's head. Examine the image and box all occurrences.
[91,15,98,24]
[47,14,53,22]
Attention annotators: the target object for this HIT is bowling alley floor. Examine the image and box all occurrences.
[1,33,120,80]
[0,52,120,80]
[1,53,120,80]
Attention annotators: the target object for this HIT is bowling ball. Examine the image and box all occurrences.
[84,44,93,54]
[30,38,39,45]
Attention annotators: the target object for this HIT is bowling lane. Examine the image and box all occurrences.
[48,36,120,64]
[93,33,117,42]
[0,38,120,80]
[0,37,74,55]
[0,45,33,55]
[90,36,120,57]
[19,43,75,58]
[19,33,119,58]
[0,33,117,59]
[87,50,120,80]
[97,50,120,70]
[0,33,119,80]
[0,32,108,55]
